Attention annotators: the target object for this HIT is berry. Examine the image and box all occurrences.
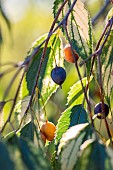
[94,102,109,119]
[51,66,66,86]
[63,44,79,63]
[40,121,56,141]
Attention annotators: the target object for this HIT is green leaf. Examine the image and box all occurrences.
[22,33,64,106]
[19,121,36,142]
[5,133,50,170]
[18,138,50,170]
[0,141,14,170]
[58,123,93,170]
[101,12,113,111]
[53,0,64,19]
[55,105,88,144]
[67,76,93,106]
[74,140,113,170]
[51,151,60,170]
[68,0,93,76]
[102,30,113,99]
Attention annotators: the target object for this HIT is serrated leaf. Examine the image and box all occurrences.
[0,141,14,170]
[74,140,113,170]
[55,105,88,144]
[102,29,113,110]
[67,76,93,106]
[22,33,64,107]
[68,0,93,76]
[58,123,93,170]
[53,0,65,20]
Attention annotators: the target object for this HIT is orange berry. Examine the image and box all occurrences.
[63,44,79,63]
[40,121,56,141]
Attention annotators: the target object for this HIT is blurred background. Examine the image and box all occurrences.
[0,0,113,136]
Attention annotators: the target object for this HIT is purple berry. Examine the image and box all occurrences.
[94,102,109,119]
[51,66,66,86]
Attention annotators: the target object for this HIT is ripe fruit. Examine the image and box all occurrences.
[51,66,66,86]
[63,44,79,63]
[40,121,56,141]
[94,102,109,119]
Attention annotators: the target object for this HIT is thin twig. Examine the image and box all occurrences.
[0,69,26,133]
[3,67,22,100]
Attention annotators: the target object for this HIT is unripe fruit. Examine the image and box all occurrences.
[63,44,79,63]
[94,102,109,119]
[51,66,66,86]
[40,121,56,141]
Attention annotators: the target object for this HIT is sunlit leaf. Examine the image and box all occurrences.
[67,76,93,106]
[68,0,93,76]
[74,140,113,170]
[58,123,93,170]
[22,33,64,107]
[55,105,88,144]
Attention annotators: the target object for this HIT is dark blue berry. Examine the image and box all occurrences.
[51,66,66,86]
[94,102,109,119]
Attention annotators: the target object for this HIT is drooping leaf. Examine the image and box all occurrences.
[74,140,113,170]
[22,33,64,107]
[68,0,93,76]
[0,141,14,170]
[58,123,93,170]
[102,30,113,96]
[101,19,113,111]
[55,105,88,144]
[67,76,93,107]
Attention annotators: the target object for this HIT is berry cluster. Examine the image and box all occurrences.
[40,44,109,143]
